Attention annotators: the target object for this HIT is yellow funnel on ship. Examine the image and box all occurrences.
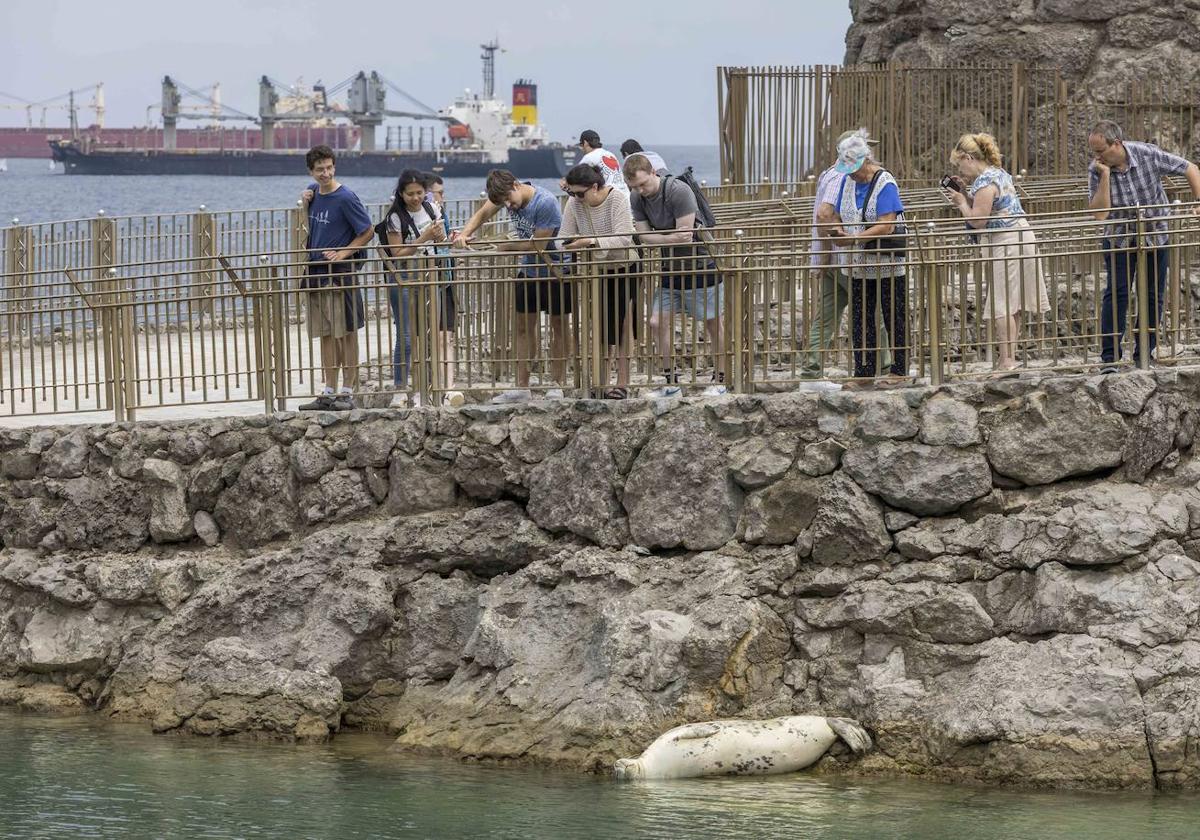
[512,79,537,126]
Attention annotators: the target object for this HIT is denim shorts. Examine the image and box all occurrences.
[654,283,724,321]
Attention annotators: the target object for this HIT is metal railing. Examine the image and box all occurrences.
[4,193,1200,421]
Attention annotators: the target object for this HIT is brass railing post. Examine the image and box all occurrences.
[194,206,216,317]
[271,263,288,411]
[1135,208,1150,369]
[915,222,943,387]
[730,229,747,393]
[252,255,275,415]
[4,222,32,336]
[425,255,443,404]
[587,249,606,397]
[91,213,127,421]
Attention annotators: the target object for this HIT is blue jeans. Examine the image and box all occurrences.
[1100,241,1169,364]
[387,284,411,387]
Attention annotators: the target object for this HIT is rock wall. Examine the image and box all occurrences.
[847,0,1200,88]
[3,372,1200,789]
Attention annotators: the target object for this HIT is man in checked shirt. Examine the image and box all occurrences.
[1088,119,1200,372]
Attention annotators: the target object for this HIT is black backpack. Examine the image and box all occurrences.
[375,199,437,246]
[665,166,717,229]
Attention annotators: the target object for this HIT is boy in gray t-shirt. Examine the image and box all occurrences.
[624,154,725,398]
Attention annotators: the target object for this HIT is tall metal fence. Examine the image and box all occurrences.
[4,183,1200,422]
[718,63,1200,183]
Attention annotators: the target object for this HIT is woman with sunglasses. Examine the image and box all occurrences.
[559,163,639,399]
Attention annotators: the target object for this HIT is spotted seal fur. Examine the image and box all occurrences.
[613,715,872,780]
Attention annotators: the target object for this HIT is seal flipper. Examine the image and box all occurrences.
[668,723,723,742]
[826,717,872,754]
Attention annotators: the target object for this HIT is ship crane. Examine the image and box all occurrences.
[257,70,464,152]
[160,76,257,149]
[0,84,104,134]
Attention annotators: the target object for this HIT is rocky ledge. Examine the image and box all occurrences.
[2,370,1200,789]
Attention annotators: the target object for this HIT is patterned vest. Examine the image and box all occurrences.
[838,168,906,279]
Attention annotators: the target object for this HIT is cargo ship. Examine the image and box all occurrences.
[47,44,574,178]
[0,125,356,158]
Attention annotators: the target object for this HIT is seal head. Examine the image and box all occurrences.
[613,758,643,781]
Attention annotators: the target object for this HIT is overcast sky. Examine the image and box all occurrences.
[1,0,852,145]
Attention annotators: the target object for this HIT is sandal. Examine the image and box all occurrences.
[604,386,629,400]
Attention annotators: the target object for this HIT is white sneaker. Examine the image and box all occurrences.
[702,384,728,397]
[388,392,408,408]
[796,380,842,392]
[491,389,532,404]
[442,390,465,407]
[646,385,682,399]
[544,388,565,400]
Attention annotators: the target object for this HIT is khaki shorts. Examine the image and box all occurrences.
[307,288,363,339]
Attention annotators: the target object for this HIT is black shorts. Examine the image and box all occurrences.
[603,266,639,346]
[434,283,457,331]
[515,273,573,315]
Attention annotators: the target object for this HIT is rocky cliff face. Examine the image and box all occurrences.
[847,0,1200,88]
[3,372,1200,789]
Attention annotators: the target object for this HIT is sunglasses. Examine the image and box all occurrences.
[563,187,588,198]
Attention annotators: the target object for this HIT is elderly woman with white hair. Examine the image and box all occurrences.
[830,130,909,387]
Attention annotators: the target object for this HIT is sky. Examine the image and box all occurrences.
[0,0,852,146]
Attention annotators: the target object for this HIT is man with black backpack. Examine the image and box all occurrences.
[297,145,374,411]
[623,153,726,397]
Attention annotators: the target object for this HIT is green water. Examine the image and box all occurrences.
[1,710,1197,839]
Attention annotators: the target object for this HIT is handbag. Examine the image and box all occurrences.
[858,169,907,256]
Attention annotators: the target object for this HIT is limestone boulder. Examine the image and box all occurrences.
[843,441,992,515]
[166,637,343,740]
[213,446,297,546]
[810,473,894,565]
[381,501,556,578]
[985,390,1128,485]
[527,426,628,547]
[624,412,740,551]
[740,467,825,545]
[142,458,193,543]
[387,453,457,515]
[41,429,89,479]
[297,469,375,525]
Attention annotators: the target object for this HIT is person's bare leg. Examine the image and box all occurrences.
[321,336,339,390]
[705,317,725,378]
[651,308,673,371]
[437,331,456,390]
[548,315,570,386]
[616,314,634,388]
[515,313,536,388]
[995,314,1019,369]
[340,332,360,389]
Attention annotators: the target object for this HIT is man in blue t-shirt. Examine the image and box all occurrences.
[452,169,570,403]
[297,145,373,411]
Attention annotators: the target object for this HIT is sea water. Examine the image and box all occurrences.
[1,710,1197,839]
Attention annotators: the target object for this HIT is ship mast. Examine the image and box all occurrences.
[480,39,502,100]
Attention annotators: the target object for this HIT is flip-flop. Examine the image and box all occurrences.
[604,386,629,400]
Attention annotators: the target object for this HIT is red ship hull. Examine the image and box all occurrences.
[0,125,359,158]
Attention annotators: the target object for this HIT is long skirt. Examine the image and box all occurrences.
[981,216,1049,320]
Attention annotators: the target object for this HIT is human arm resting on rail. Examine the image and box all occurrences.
[1088,162,1111,222]
[451,200,502,247]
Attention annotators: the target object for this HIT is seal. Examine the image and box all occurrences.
[613,715,872,780]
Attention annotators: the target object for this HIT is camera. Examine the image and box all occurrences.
[940,175,965,194]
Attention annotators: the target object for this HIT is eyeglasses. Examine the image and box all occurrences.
[563,187,588,198]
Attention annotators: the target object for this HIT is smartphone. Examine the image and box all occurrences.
[940,175,964,194]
